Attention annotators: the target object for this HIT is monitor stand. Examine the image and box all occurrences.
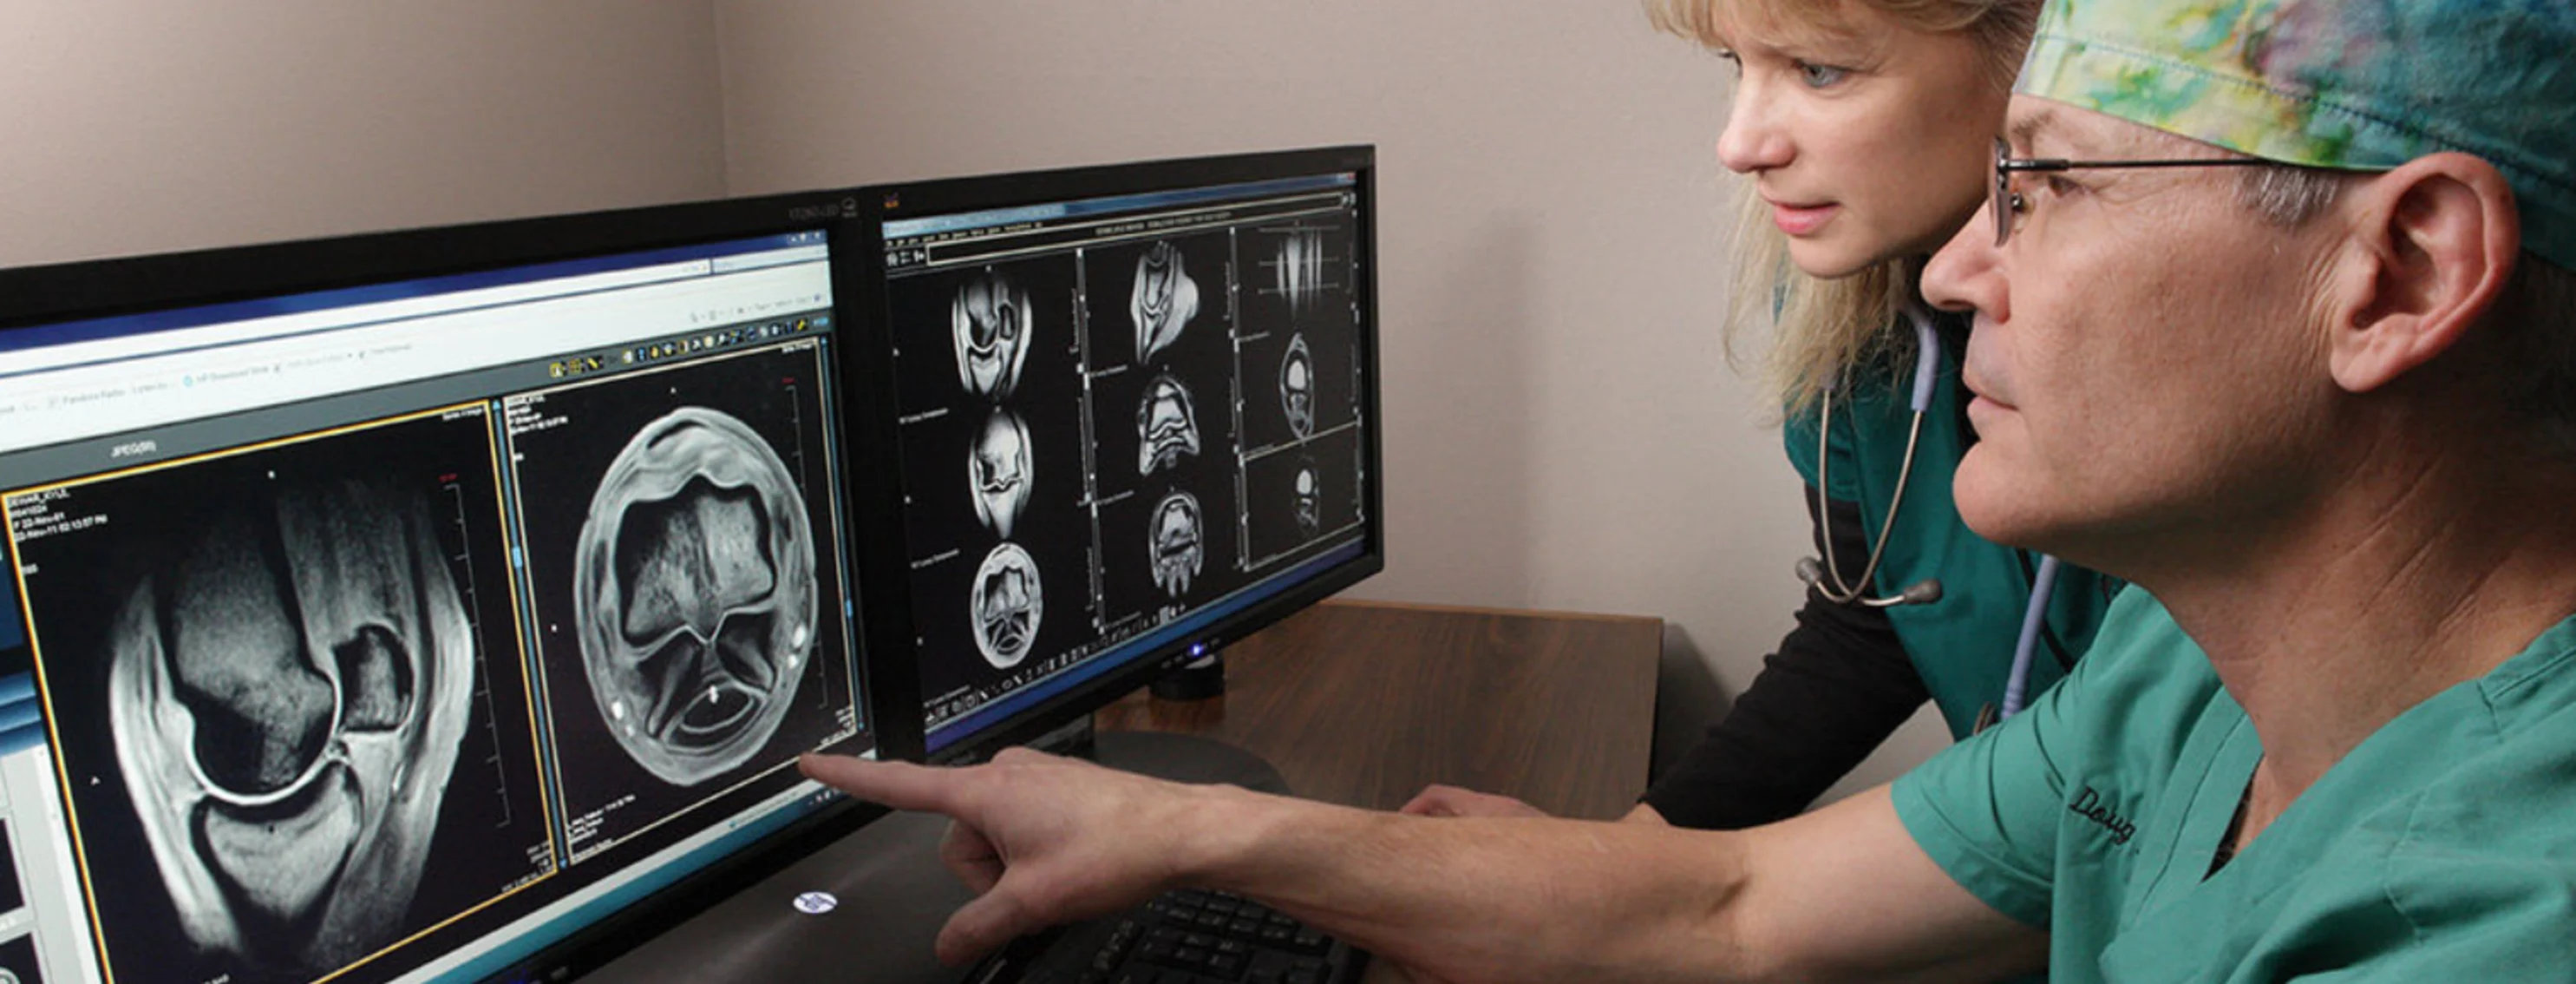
[588,731,1289,984]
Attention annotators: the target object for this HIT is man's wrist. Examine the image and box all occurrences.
[1167,784,1343,895]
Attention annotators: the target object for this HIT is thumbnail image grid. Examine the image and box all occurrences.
[889,258,1098,718]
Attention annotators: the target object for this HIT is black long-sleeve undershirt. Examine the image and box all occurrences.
[1641,488,1932,830]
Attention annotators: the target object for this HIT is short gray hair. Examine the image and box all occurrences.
[2234,166,2576,461]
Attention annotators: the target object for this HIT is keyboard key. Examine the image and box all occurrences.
[1207,952,1248,980]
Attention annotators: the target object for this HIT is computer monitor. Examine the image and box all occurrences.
[0,191,905,984]
[853,146,1384,759]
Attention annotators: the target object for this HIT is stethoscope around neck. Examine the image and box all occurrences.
[1795,304,2063,723]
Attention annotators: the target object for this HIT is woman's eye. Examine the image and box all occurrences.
[1796,62,1850,88]
[1716,49,1742,75]
[2043,174,2082,197]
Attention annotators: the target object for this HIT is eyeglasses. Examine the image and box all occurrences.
[1991,137,2279,247]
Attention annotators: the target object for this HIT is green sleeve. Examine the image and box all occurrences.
[1889,629,2093,928]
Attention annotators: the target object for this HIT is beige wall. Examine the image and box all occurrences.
[0,0,729,267]
[713,0,1945,793]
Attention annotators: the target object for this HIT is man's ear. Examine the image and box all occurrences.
[2327,152,2520,394]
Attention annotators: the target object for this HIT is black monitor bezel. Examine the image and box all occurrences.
[845,145,1385,764]
[0,188,922,983]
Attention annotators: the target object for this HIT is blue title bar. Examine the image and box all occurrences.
[886,174,1356,239]
[0,231,826,358]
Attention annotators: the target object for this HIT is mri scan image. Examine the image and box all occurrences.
[970,543,1044,669]
[1281,334,1316,440]
[104,478,473,974]
[970,410,1034,539]
[1130,239,1200,364]
[954,268,1033,399]
[1274,226,1328,313]
[0,934,33,984]
[1149,491,1206,597]
[572,407,818,787]
[1137,372,1202,476]
[1295,457,1322,540]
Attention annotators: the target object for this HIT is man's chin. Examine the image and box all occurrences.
[1952,463,2063,553]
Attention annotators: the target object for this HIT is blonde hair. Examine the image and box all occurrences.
[1650,0,2039,414]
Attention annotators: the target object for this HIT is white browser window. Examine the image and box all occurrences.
[0,246,828,456]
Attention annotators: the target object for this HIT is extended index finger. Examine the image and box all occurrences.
[799,754,971,815]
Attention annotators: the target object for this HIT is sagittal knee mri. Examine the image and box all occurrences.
[7,410,550,982]
[109,480,470,972]
[572,406,817,787]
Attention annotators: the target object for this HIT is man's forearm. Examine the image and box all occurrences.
[1180,789,1773,984]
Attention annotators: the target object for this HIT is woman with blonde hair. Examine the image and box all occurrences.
[1406,0,2119,829]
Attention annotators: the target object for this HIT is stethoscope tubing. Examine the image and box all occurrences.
[1808,305,2059,722]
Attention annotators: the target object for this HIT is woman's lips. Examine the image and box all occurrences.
[1770,200,1838,236]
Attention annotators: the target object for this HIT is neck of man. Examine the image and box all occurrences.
[2132,427,2576,826]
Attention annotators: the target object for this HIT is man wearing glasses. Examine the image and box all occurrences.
[807,1,2576,980]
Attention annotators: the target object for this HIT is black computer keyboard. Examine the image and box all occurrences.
[970,888,1367,984]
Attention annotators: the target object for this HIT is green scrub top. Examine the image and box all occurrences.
[1782,318,2117,738]
[1895,588,2576,981]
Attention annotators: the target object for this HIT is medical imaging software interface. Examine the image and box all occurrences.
[884,173,1371,748]
[0,232,873,984]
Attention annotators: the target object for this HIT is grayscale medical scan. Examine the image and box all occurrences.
[12,411,553,983]
[885,174,1371,747]
[508,344,860,863]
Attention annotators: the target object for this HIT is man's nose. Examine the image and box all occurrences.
[1921,207,2005,320]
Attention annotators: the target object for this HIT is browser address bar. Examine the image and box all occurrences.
[0,261,830,456]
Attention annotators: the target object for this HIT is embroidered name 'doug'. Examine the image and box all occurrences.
[2067,786,2137,846]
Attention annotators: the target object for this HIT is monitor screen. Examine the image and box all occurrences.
[865,147,1383,757]
[0,195,886,984]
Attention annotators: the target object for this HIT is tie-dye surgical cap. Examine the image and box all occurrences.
[2017,0,2576,267]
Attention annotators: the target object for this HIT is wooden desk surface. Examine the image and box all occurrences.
[1095,598,1662,820]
